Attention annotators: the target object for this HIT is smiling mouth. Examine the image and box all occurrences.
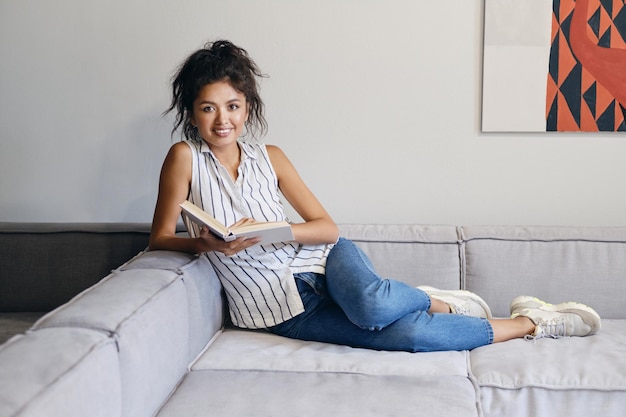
[213,128,233,137]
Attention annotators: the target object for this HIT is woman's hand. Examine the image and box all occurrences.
[195,218,261,256]
[229,217,258,229]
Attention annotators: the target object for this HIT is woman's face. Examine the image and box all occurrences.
[191,80,249,150]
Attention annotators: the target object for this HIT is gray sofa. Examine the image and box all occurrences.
[1,223,625,417]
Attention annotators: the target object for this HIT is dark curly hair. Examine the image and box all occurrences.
[165,40,268,141]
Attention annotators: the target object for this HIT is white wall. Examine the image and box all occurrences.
[1,0,625,226]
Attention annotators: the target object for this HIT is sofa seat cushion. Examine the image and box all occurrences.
[0,327,121,417]
[193,328,470,377]
[158,370,479,417]
[156,329,481,417]
[470,319,626,417]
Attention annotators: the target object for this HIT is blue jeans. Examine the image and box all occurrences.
[268,238,494,352]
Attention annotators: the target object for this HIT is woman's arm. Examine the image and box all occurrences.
[149,142,259,255]
[267,145,339,245]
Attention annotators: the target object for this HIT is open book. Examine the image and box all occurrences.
[180,200,294,245]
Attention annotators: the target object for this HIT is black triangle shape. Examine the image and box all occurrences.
[597,101,616,131]
[562,9,574,42]
[547,96,559,131]
[549,31,560,83]
[614,7,626,43]
[589,7,602,38]
[553,0,561,22]
[618,105,626,132]
[560,63,582,127]
[599,26,612,48]
[583,82,597,118]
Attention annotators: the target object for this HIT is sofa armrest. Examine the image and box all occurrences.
[32,249,224,417]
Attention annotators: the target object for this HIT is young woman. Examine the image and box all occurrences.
[149,40,601,352]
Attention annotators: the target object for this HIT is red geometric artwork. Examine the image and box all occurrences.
[547,0,626,131]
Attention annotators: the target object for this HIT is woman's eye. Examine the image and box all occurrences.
[229,104,239,110]
[202,106,215,112]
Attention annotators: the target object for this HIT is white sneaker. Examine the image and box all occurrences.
[418,286,492,319]
[512,300,601,339]
[510,295,552,316]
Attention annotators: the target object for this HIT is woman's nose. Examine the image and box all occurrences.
[215,109,228,124]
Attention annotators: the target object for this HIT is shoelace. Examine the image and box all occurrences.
[452,303,470,316]
[525,319,566,341]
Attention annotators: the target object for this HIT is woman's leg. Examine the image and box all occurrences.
[323,238,491,329]
[268,277,494,352]
[269,279,594,351]
[324,238,431,330]
[490,317,535,342]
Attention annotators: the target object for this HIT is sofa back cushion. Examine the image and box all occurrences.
[462,226,626,318]
[0,223,152,312]
[0,327,121,417]
[338,224,461,289]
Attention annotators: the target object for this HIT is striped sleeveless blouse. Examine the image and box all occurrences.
[183,140,333,329]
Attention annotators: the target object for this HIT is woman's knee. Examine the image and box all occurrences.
[326,238,374,276]
[342,282,403,330]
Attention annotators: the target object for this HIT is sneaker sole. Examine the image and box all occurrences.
[418,286,493,319]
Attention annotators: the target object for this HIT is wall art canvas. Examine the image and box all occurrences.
[482,0,626,132]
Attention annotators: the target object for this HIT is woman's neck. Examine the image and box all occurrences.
[210,142,241,181]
